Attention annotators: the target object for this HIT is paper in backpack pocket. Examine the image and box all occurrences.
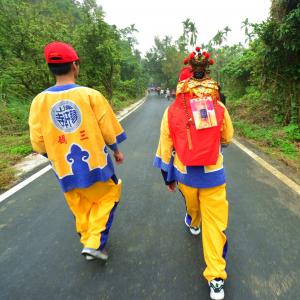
[190,96,217,130]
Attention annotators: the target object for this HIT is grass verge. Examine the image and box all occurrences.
[0,133,32,191]
[233,121,300,172]
[228,94,300,174]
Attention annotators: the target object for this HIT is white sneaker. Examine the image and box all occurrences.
[185,214,201,235]
[85,254,96,261]
[189,226,201,235]
[209,278,225,300]
[81,248,108,261]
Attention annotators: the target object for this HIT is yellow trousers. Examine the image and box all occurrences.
[178,183,228,282]
[64,179,122,250]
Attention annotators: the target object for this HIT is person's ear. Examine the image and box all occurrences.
[72,61,79,77]
[72,61,78,71]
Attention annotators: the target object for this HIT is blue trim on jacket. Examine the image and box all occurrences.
[107,132,127,151]
[45,84,81,92]
[153,156,226,188]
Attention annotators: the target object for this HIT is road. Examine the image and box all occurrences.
[0,93,299,300]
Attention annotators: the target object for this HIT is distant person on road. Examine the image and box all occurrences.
[29,41,126,262]
[154,46,233,300]
[156,87,161,96]
[165,88,170,101]
[171,89,176,98]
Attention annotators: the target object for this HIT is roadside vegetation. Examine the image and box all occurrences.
[220,0,300,173]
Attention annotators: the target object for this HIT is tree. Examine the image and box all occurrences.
[0,0,79,98]
[145,35,185,89]
[212,26,231,46]
[178,18,198,52]
[0,0,147,107]
[188,21,198,46]
[252,2,300,124]
[241,18,255,44]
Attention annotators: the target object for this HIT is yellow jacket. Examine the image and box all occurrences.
[29,84,126,192]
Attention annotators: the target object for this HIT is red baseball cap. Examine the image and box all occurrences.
[179,66,192,81]
[44,41,79,64]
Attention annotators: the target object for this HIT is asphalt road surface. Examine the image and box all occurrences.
[1,93,299,300]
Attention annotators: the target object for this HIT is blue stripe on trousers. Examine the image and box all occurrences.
[98,202,119,250]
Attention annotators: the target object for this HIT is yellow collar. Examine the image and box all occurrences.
[176,78,218,94]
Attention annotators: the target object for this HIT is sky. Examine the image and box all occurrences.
[98,0,271,55]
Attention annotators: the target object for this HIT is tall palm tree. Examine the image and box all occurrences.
[179,18,199,51]
[188,21,198,46]
[212,26,231,46]
[182,18,191,36]
[212,30,224,46]
[223,26,231,37]
[182,18,191,49]
[241,18,254,44]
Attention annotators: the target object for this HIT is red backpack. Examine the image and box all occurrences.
[168,92,224,166]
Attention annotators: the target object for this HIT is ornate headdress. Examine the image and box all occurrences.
[183,46,214,70]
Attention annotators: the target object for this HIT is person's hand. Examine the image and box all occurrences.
[221,143,229,148]
[113,150,124,165]
[167,182,177,192]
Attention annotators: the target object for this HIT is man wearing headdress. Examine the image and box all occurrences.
[154,47,233,300]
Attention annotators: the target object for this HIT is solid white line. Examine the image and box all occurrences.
[0,165,52,203]
[118,98,146,122]
[233,139,300,196]
[0,98,147,203]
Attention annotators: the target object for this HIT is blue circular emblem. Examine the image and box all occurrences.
[51,100,82,133]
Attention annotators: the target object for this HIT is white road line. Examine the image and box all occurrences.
[233,139,300,196]
[118,98,146,121]
[0,165,52,203]
[0,98,146,203]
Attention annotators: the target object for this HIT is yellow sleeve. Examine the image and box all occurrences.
[28,96,46,154]
[221,106,234,145]
[155,108,174,164]
[90,92,126,151]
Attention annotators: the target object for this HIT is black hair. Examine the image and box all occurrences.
[48,60,79,76]
[193,70,205,79]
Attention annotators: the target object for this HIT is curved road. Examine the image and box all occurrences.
[0,94,299,299]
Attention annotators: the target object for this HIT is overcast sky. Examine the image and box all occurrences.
[98,0,271,55]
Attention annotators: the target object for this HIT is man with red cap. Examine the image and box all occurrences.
[154,47,233,300]
[29,41,126,261]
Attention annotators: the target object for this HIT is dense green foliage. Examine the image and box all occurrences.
[213,1,299,169]
[0,0,147,117]
[220,2,300,125]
